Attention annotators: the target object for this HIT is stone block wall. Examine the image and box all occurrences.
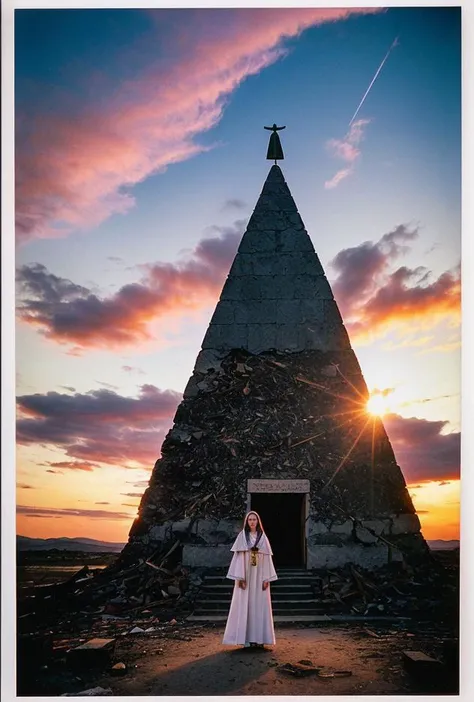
[127,511,424,570]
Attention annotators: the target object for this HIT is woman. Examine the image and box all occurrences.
[222,511,278,648]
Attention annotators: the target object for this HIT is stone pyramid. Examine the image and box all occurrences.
[121,165,427,571]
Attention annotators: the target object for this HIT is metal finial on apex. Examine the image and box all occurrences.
[264,123,285,164]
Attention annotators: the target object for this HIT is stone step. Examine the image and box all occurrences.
[187,614,332,623]
[198,593,316,602]
[206,569,312,574]
[205,571,316,578]
[199,585,314,591]
[194,608,328,616]
[204,577,318,586]
[203,582,314,589]
[196,597,319,607]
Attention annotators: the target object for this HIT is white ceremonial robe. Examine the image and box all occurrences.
[222,531,278,646]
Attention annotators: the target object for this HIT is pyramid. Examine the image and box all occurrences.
[121,165,428,571]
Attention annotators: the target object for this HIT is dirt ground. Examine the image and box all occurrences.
[86,624,454,697]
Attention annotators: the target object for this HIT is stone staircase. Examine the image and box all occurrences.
[187,568,331,623]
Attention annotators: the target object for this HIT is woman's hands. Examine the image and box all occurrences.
[239,581,269,590]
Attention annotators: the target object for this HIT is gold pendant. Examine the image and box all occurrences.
[250,549,257,566]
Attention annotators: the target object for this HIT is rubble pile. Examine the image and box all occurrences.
[18,547,200,636]
[120,347,423,568]
[17,556,210,696]
[308,554,459,623]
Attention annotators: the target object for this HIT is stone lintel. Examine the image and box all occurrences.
[248,478,310,493]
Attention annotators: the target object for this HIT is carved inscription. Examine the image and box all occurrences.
[247,479,310,493]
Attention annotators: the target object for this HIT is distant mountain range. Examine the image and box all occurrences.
[17,535,459,552]
[427,539,459,550]
[17,536,125,552]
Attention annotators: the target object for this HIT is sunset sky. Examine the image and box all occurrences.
[13,4,461,543]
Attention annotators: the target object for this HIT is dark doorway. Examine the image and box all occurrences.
[250,493,306,567]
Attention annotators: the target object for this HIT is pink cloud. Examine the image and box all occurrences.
[326,139,360,162]
[384,414,460,482]
[324,167,354,189]
[325,118,371,189]
[16,8,381,242]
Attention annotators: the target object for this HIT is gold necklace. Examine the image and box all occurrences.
[250,533,258,566]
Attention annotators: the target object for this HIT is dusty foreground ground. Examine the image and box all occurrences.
[82,624,455,697]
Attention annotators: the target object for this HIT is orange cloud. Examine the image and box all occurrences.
[16,8,381,242]
[16,221,242,350]
[17,505,131,520]
[331,224,460,343]
[43,461,100,472]
[17,384,181,469]
[350,266,460,341]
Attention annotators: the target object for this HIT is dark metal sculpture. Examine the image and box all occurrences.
[264,123,285,163]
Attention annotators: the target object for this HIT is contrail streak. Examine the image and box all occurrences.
[349,37,399,126]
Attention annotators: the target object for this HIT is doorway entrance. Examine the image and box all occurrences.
[250,492,306,567]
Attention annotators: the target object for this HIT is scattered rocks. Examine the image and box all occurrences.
[61,686,113,696]
[278,661,321,677]
[110,662,127,676]
[67,638,115,669]
[317,669,353,679]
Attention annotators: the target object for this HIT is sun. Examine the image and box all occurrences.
[366,393,390,417]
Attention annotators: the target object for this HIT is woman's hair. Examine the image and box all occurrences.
[243,511,264,547]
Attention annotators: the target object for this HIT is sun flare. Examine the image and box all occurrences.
[366,394,390,417]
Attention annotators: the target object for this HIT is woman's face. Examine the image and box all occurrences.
[247,513,259,531]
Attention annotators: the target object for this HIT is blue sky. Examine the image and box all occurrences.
[11,4,461,542]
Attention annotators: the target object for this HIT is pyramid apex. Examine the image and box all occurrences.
[265,164,285,181]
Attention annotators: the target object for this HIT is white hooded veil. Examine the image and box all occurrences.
[223,510,277,645]
[230,511,273,555]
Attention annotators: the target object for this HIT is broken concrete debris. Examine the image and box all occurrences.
[68,638,115,669]
[61,686,113,696]
[402,650,445,690]
[277,661,352,678]
[110,662,127,676]
[278,661,320,677]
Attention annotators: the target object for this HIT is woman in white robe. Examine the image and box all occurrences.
[222,511,278,648]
